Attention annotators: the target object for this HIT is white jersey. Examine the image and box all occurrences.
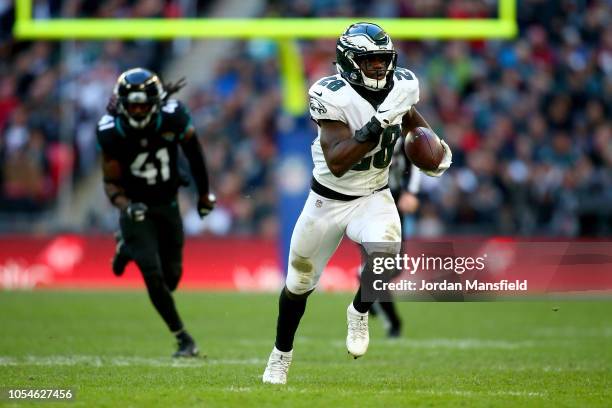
[308,67,419,196]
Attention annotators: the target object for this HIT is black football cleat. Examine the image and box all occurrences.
[173,335,200,358]
[112,232,131,277]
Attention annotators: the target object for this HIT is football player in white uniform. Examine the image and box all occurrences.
[263,22,452,384]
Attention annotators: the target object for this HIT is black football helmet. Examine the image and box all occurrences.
[113,68,167,129]
[336,22,397,91]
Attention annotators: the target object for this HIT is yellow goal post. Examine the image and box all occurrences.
[14,0,517,114]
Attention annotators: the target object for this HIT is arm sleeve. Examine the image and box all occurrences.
[96,124,111,154]
[406,164,421,194]
[180,133,210,197]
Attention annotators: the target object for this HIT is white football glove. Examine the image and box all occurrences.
[374,83,416,128]
[422,139,452,177]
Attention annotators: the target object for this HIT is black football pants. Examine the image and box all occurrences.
[119,201,185,332]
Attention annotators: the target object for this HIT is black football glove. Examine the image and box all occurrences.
[197,193,216,218]
[126,202,148,222]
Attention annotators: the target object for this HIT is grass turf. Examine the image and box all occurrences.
[0,291,610,407]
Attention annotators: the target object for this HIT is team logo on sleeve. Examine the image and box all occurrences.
[309,97,327,114]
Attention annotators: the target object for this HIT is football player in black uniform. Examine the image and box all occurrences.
[97,68,215,357]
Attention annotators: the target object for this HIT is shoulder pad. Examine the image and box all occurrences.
[161,99,189,116]
[394,67,418,82]
[96,114,122,138]
[308,75,352,122]
[393,67,420,105]
[309,75,352,107]
[96,114,122,152]
[160,99,192,137]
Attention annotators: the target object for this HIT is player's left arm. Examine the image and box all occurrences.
[401,107,431,135]
[180,126,215,217]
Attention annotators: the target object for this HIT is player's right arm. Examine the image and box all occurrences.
[309,79,381,178]
[97,115,130,211]
[101,152,129,211]
[319,120,378,178]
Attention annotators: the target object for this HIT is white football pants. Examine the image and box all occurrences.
[285,188,401,295]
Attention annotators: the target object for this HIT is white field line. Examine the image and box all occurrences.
[240,337,537,349]
[532,327,612,337]
[334,338,537,349]
[413,389,546,398]
[2,354,603,374]
[0,355,265,367]
[224,386,546,398]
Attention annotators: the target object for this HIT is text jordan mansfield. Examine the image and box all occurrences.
[373,279,528,291]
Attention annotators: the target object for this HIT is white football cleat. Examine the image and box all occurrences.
[346,303,369,358]
[262,347,292,384]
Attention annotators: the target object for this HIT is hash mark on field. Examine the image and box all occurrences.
[414,389,546,398]
[0,355,265,367]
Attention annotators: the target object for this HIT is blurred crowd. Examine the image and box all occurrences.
[278,0,611,237]
[1,0,610,237]
[0,1,185,214]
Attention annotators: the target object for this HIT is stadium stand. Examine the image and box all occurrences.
[0,0,610,236]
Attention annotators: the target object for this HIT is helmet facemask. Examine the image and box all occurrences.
[118,92,159,129]
[353,52,396,90]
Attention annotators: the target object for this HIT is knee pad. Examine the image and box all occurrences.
[286,253,317,295]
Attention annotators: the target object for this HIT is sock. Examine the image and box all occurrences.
[141,270,184,332]
[273,346,293,357]
[352,286,373,314]
[378,301,401,328]
[275,287,310,352]
[174,329,192,343]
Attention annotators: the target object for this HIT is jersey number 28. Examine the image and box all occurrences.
[351,125,400,171]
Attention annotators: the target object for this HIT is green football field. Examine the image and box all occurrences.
[0,291,610,407]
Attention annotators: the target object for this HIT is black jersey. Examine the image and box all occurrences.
[97,99,192,205]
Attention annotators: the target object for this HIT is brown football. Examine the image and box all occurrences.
[405,127,445,171]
